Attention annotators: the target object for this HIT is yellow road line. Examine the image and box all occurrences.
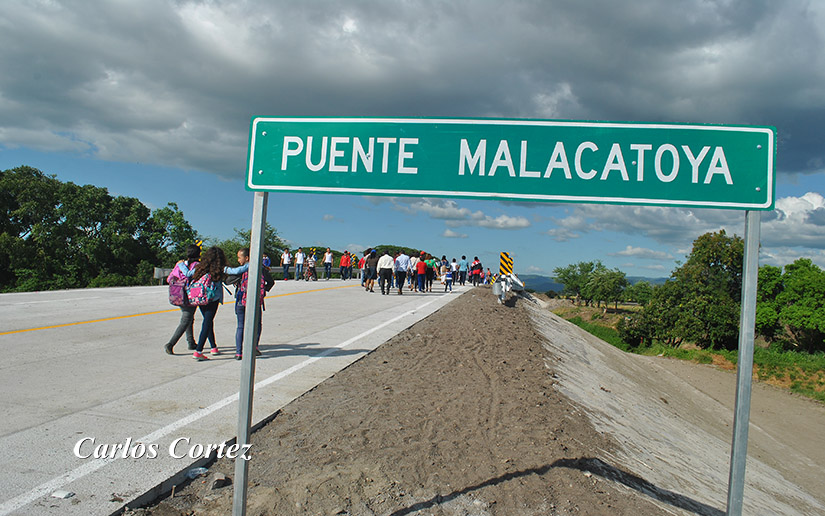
[0,284,358,336]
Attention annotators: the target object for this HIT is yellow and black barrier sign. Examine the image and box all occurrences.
[499,252,513,276]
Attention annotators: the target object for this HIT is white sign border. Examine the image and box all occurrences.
[247,117,775,210]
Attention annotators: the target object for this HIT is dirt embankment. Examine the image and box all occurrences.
[133,288,671,515]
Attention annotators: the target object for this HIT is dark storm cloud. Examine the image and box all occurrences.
[0,0,822,177]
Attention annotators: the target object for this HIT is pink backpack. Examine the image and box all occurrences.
[239,271,266,309]
[186,272,219,306]
[167,262,196,306]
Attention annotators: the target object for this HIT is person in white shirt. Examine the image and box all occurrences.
[377,250,395,295]
[280,248,291,280]
[394,252,411,295]
[323,248,334,280]
[409,254,420,292]
[294,247,306,280]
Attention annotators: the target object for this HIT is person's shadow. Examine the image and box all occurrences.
[389,457,723,516]
[255,342,371,359]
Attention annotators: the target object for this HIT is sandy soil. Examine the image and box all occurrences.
[130,288,823,515]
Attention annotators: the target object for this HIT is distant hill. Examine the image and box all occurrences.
[517,274,565,293]
[515,274,667,293]
[627,276,668,286]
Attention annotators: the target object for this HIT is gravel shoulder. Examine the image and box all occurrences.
[132,288,824,516]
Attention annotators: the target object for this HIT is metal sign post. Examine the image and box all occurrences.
[232,191,268,516]
[726,210,761,516]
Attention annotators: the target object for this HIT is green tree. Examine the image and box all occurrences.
[146,203,199,265]
[210,223,286,264]
[0,166,200,291]
[641,280,687,347]
[619,280,684,348]
[625,280,654,306]
[373,244,421,258]
[554,260,604,305]
[585,267,628,310]
[0,166,63,290]
[776,258,825,353]
[622,231,743,350]
[755,264,783,341]
[679,231,743,349]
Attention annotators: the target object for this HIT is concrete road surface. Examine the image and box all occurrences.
[0,279,465,515]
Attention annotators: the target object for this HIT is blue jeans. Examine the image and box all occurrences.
[295,263,303,280]
[324,263,332,279]
[195,301,220,352]
[282,264,290,279]
[235,302,261,356]
[417,274,426,292]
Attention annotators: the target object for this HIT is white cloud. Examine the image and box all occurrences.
[322,214,336,221]
[345,243,367,255]
[543,193,825,269]
[759,247,825,270]
[610,245,673,260]
[395,199,472,220]
[442,229,468,238]
[640,264,668,271]
[474,214,531,230]
[391,198,530,230]
[544,227,581,242]
[761,192,825,249]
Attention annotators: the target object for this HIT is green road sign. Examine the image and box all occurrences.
[246,117,775,210]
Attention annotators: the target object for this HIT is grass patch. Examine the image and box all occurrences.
[567,316,629,351]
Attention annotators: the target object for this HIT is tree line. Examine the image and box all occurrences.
[0,166,293,292]
[1,166,205,291]
[555,230,825,354]
[0,166,423,293]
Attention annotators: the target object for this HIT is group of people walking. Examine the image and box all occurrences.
[165,244,491,361]
[357,250,489,295]
[164,245,265,361]
[273,247,491,287]
[276,247,343,281]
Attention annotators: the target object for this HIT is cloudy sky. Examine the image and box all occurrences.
[2,0,824,278]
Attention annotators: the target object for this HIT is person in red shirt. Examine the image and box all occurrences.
[359,252,368,286]
[416,252,428,293]
[339,251,351,280]
[471,257,482,286]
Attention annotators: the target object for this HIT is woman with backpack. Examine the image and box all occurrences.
[176,246,228,361]
[164,244,201,355]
